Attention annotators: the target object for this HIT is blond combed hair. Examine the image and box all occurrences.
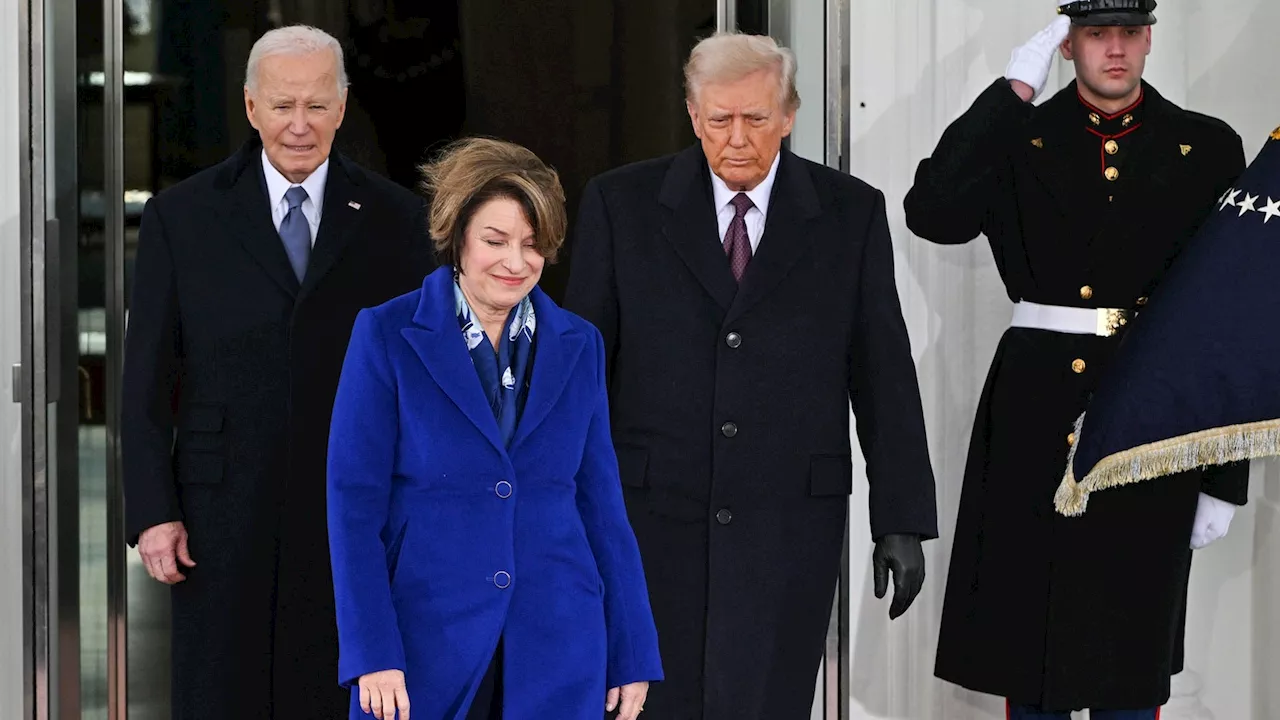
[420,137,568,266]
[684,31,800,111]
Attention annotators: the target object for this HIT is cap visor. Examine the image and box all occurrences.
[1069,12,1156,26]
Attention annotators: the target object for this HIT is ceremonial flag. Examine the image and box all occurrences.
[1056,128,1280,516]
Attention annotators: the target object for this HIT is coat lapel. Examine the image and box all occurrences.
[725,149,821,324]
[216,140,301,298]
[509,288,586,451]
[1023,84,1097,222]
[300,154,369,298]
[658,146,739,312]
[1109,88,1192,220]
[400,269,506,455]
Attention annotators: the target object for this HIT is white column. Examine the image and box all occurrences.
[1255,462,1280,720]
[845,2,1032,717]
[0,0,27,715]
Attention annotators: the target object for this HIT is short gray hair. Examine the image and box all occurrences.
[684,32,800,111]
[244,25,348,95]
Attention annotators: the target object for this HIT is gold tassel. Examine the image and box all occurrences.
[1055,418,1280,516]
[1055,412,1090,516]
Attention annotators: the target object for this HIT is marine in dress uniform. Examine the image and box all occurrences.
[903,2,1251,718]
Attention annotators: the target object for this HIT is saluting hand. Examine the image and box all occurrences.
[1006,15,1072,102]
[138,520,196,584]
[606,681,648,720]
[358,669,410,720]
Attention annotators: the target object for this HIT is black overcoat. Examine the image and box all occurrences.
[564,144,938,719]
[904,79,1250,712]
[121,137,435,719]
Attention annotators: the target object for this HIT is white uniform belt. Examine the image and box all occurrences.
[1010,301,1131,337]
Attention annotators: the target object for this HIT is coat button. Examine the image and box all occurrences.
[1104,139,1119,155]
[1080,285,1093,300]
[492,571,511,589]
[716,508,733,525]
[1071,358,1086,374]
[1104,166,1119,181]
[1067,432,1076,445]
[725,332,742,348]
[495,481,512,499]
[721,422,738,438]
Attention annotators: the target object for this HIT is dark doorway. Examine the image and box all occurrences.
[93,0,721,305]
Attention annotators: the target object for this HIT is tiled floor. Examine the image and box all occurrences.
[79,427,171,720]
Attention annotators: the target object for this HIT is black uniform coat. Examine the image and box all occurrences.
[121,136,434,719]
[563,144,938,720]
[904,79,1250,712]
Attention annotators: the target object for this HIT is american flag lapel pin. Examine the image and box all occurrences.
[348,201,362,210]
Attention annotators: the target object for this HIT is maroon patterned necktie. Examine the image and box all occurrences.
[724,192,755,282]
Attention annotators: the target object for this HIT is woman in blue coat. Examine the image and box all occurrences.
[327,137,662,720]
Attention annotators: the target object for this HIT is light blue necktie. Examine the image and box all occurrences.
[279,185,311,282]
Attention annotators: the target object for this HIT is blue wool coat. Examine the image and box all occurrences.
[327,266,663,719]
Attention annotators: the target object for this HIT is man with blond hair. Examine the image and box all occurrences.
[122,24,433,718]
[565,31,937,718]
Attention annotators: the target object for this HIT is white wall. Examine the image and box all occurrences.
[0,0,27,716]
[838,1,1280,718]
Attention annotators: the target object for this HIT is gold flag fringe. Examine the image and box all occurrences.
[1055,413,1280,517]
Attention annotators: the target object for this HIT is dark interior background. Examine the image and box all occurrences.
[77,0,769,304]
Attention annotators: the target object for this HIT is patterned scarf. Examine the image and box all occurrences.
[455,280,536,447]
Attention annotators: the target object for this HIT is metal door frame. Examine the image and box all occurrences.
[717,1,850,718]
[21,0,127,715]
[102,0,130,715]
[18,0,51,715]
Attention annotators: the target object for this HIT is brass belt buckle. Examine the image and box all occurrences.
[1095,308,1129,337]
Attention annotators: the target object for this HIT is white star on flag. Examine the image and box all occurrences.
[1238,193,1260,216]
[1262,197,1280,224]
[1221,188,1241,211]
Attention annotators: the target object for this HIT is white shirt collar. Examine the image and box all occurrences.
[261,150,329,216]
[709,151,781,218]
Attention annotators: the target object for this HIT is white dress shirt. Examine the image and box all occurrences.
[262,151,329,247]
[709,152,781,253]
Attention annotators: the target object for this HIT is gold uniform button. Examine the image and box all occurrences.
[1080,285,1094,300]
[1105,140,1119,155]
[1105,167,1120,181]
[1136,296,1148,306]
[1072,358,1086,374]
[1067,432,1076,445]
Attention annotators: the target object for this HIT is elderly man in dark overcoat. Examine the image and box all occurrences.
[121,24,434,719]
[564,30,938,720]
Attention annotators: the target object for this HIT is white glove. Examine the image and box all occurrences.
[1005,16,1071,101]
[1190,492,1237,550]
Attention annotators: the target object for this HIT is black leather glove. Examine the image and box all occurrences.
[872,533,925,620]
